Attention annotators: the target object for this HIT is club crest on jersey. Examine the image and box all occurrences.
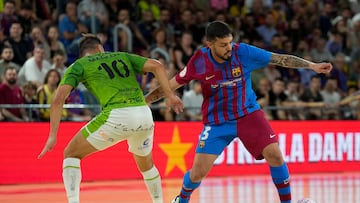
[199,141,205,148]
[232,67,241,77]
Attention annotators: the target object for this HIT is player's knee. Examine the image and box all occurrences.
[64,146,79,159]
[262,144,284,166]
[190,167,208,182]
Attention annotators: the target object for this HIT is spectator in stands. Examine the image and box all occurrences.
[3,21,33,66]
[318,3,335,39]
[17,3,36,36]
[153,6,176,46]
[65,87,93,122]
[300,75,324,119]
[268,77,288,120]
[22,81,40,121]
[96,29,112,52]
[0,45,20,81]
[173,31,196,72]
[116,8,150,55]
[182,80,203,121]
[51,49,67,77]
[37,69,67,121]
[293,39,310,58]
[284,79,305,120]
[150,27,174,62]
[330,52,348,93]
[137,0,161,21]
[27,0,53,30]
[47,25,66,60]
[321,76,341,120]
[105,0,122,28]
[297,54,317,88]
[193,9,208,43]
[137,9,157,46]
[339,85,360,120]
[30,25,51,61]
[255,77,272,119]
[264,64,281,83]
[285,19,306,51]
[242,12,261,44]
[348,60,360,84]
[58,0,88,64]
[349,13,360,54]
[173,9,198,43]
[0,0,18,40]
[331,16,351,55]
[325,30,344,57]
[310,37,334,63]
[18,45,53,87]
[256,12,278,48]
[0,66,29,121]
[77,0,109,33]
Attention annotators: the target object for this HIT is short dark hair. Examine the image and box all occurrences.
[4,65,17,75]
[79,34,101,56]
[205,21,232,42]
[44,69,61,85]
[53,49,65,57]
[1,44,13,53]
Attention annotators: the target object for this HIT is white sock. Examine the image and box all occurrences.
[63,158,81,203]
[141,166,163,203]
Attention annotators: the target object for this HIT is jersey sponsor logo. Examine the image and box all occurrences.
[231,67,242,77]
[205,75,215,80]
[179,66,187,78]
[210,77,243,89]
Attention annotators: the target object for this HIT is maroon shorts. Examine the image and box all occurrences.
[236,110,277,160]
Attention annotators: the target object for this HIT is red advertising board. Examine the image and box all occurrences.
[0,121,359,184]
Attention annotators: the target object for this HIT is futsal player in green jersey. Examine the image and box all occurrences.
[38,34,184,203]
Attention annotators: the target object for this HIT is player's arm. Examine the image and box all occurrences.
[38,84,72,159]
[145,77,183,104]
[142,59,184,113]
[270,53,333,74]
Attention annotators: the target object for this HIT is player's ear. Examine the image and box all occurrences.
[98,44,105,53]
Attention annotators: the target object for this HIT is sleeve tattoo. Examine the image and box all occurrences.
[270,54,312,68]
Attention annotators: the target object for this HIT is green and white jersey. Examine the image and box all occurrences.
[61,52,147,109]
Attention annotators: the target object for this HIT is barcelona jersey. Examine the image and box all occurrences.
[176,43,272,125]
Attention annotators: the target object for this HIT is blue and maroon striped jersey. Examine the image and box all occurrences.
[176,43,272,125]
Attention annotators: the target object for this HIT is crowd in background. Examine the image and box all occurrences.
[0,0,360,122]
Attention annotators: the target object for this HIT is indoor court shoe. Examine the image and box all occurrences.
[171,195,180,203]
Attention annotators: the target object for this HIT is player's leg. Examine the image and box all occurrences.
[133,152,163,203]
[263,143,291,203]
[62,130,98,203]
[127,105,163,203]
[62,108,129,203]
[236,110,291,203]
[173,123,236,203]
[171,153,218,203]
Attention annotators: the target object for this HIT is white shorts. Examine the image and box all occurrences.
[81,105,154,156]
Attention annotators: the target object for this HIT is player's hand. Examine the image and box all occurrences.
[165,94,184,114]
[310,62,333,74]
[38,135,57,159]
